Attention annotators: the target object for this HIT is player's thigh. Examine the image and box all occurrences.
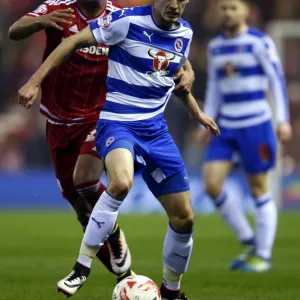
[203,161,232,197]
[158,190,194,233]
[73,129,104,185]
[204,130,236,165]
[247,171,270,199]
[238,120,276,174]
[46,122,78,198]
[105,147,135,197]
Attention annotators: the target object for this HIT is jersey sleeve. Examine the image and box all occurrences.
[26,1,55,17]
[90,10,130,46]
[255,36,290,123]
[203,44,222,120]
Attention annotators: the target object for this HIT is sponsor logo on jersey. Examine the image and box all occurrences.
[106,136,115,147]
[174,38,183,52]
[62,38,109,56]
[78,46,109,56]
[146,49,175,77]
[33,4,48,15]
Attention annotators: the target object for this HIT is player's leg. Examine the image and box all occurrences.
[204,133,255,269]
[159,190,193,300]
[46,122,120,275]
[74,150,132,278]
[141,130,192,299]
[239,121,277,272]
[57,137,135,297]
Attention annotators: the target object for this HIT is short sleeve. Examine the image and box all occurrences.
[26,1,55,17]
[90,10,130,46]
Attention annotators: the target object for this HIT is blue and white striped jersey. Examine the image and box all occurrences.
[90,5,193,122]
[204,27,289,129]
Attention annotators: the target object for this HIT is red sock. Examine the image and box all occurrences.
[76,179,106,208]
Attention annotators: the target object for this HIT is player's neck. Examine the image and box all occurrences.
[152,7,178,30]
[77,2,105,19]
[225,23,248,38]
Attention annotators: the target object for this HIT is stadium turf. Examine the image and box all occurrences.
[0,212,299,300]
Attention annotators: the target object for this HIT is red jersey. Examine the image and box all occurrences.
[27,0,121,124]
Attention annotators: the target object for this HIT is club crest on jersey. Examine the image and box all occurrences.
[175,38,183,52]
[98,15,112,29]
[148,50,175,72]
[106,136,115,147]
[34,4,48,15]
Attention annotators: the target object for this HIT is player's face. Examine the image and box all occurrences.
[218,0,249,31]
[77,0,103,8]
[155,0,189,23]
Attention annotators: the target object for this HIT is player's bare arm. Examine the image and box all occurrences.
[174,60,195,95]
[178,93,220,136]
[8,9,75,40]
[18,26,96,109]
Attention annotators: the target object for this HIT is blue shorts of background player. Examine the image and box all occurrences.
[205,120,277,174]
[96,115,190,197]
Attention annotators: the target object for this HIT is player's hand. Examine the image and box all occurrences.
[38,8,75,31]
[197,112,220,136]
[18,80,39,109]
[277,122,292,143]
[173,67,195,95]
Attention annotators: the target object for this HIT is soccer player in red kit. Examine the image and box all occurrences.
[9,0,134,281]
[9,0,194,284]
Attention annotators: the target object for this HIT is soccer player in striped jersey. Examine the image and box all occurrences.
[18,0,220,298]
[200,0,292,272]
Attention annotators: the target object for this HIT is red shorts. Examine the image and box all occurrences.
[46,121,100,199]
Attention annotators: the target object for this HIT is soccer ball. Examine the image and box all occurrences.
[112,275,161,300]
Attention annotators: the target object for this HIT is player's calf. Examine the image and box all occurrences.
[159,191,194,299]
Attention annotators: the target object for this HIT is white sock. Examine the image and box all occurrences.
[163,224,193,290]
[255,193,277,260]
[78,191,122,268]
[215,191,254,244]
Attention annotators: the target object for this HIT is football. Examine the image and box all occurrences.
[112,275,161,300]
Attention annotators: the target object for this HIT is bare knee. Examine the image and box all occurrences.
[205,179,223,199]
[249,173,269,199]
[108,177,133,200]
[169,210,194,233]
[73,167,98,187]
[73,155,103,187]
[250,184,267,199]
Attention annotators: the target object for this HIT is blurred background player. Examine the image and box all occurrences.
[18,0,220,298]
[9,0,195,284]
[8,0,135,280]
[199,0,292,272]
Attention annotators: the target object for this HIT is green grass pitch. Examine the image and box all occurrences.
[0,212,299,300]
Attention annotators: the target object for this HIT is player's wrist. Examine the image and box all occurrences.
[29,76,41,87]
[35,16,47,29]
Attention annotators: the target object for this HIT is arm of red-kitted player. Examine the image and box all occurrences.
[9,9,75,41]
[18,26,96,109]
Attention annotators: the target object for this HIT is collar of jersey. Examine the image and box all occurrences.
[76,1,107,22]
[150,5,182,32]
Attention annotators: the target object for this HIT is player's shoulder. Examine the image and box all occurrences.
[177,18,193,38]
[43,0,77,9]
[106,0,123,13]
[246,26,275,48]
